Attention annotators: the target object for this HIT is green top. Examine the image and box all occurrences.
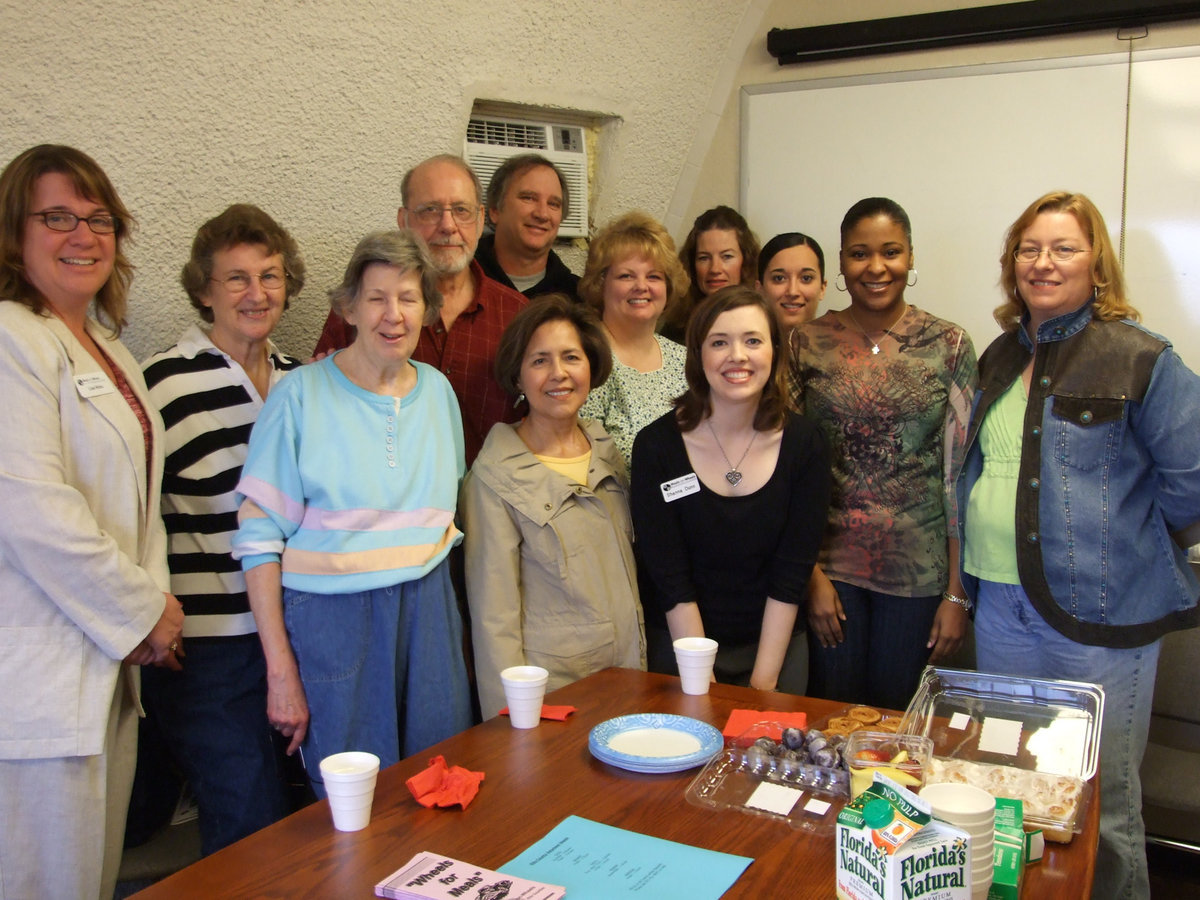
[963,375,1025,584]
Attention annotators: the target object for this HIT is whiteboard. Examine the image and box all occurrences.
[742,50,1200,371]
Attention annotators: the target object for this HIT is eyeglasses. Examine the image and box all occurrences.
[209,271,287,293]
[1014,246,1092,264]
[30,210,120,235]
[408,203,481,226]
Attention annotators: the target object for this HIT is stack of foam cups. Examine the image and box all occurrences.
[500,665,549,728]
[319,751,381,832]
[672,637,719,695]
[919,782,995,899]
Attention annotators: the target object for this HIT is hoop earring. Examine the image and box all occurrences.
[907,268,918,287]
[835,273,847,292]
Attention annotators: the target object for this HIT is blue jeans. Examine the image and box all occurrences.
[140,634,294,855]
[806,582,942,710]
[284,559,473,797]
[975,579,1160,900]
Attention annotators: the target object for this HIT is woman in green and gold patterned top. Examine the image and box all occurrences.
[787,197,978,710]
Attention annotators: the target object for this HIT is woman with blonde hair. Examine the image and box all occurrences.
[578,211,690,468]
[958,190,1200,899]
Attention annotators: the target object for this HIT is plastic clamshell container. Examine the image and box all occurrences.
[899,666,1104,842]
[844,730,934,799]
[684,721,850,834]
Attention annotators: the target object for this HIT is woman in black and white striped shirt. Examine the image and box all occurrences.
[139,204,304,854]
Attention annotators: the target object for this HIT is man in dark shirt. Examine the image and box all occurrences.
[313,154,526,464]
[475,153,580,301]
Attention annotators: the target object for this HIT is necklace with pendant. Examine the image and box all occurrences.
[846,305,909,355]
[707,420,757,486]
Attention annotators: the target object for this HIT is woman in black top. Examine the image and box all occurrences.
[631,285,831,693]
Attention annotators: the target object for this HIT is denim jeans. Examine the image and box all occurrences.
[806,582,943,711]
[975,579,1161,900]
[284,559,473,797]
[140,634,294,855]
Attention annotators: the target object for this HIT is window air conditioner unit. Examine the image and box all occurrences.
[464,116,589,239]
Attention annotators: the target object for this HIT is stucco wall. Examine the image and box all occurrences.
[2,0,755,360]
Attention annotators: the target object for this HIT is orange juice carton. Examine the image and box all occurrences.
[837,773,971,900]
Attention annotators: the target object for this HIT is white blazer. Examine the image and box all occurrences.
[0,302,168,760]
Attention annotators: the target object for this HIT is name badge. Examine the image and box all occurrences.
[660,472,700,502]
[75,372,115,398]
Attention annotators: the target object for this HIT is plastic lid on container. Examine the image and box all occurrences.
[899,666,1104,781]
[863,797,895,830]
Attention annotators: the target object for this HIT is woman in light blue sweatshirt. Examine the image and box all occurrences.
[233,230,471,795]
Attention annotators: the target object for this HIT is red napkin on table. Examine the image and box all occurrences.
[722,709,808,739]
[499,704,576,721]
[405,755,485,809]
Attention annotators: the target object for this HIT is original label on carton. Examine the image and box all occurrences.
[837,777,970,900]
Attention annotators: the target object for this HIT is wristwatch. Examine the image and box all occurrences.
[942,590,973,613]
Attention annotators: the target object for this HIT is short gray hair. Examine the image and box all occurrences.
[328,229,442,325]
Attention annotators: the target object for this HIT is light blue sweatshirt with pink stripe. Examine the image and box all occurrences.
[232,354,465,593]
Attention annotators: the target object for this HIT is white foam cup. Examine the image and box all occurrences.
[500,665,549,729]
[319,751,380,831]
[673,637,718,695]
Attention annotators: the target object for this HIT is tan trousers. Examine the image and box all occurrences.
[0,674,138,900]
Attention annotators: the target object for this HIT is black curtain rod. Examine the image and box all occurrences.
[767,1,1200,65]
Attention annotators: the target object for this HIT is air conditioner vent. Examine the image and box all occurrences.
[464,115,589,238]
[467,118,549,150]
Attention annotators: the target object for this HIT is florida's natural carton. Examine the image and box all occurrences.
[836,774,971,900]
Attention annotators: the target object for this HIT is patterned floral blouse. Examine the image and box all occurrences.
[579,335,688,470]
[787,306,978,597]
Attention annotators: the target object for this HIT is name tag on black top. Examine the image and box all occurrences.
[660,472,700,502]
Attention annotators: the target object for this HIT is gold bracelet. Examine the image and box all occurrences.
[942,591,972,613]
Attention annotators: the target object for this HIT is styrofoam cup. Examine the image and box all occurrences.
[920,783,996,824]
[319,751,380,831]
[501,665,549,728]
[673,637,718,695]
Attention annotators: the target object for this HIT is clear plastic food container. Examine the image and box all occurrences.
[899,666,1104,842]
[684,721,851,834]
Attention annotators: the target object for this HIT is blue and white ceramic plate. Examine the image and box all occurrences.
[589,714,723,774]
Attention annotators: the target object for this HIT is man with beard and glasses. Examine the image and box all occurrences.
[314,155,526,463]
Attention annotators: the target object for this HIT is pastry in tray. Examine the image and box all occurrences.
[926,757,1085,843]
[815,705,903,736]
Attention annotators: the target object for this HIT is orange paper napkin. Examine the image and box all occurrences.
[405,755,485,809]
[722,709,808,739]
[499,704,576,721]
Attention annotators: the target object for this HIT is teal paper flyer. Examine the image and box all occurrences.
[500,815,752,900]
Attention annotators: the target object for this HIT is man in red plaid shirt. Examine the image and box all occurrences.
[314,155,527,464]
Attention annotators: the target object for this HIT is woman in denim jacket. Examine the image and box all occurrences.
[958,191,1200,900]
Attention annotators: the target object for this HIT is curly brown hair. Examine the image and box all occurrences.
[180,204,306,323]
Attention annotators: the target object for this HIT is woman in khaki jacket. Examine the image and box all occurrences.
[461,295,645,718]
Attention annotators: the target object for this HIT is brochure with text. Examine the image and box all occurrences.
[376,851,565,900]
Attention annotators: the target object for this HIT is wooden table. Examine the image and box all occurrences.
[133,668,1097,898]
